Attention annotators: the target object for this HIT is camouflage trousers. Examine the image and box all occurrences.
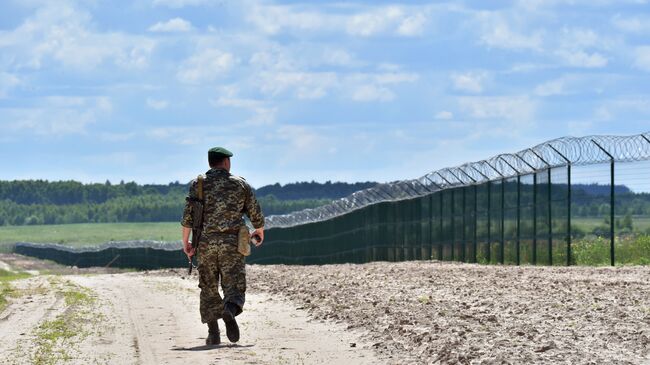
[197,233,246,324]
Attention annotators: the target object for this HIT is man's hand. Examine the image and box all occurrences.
[183,239,195,259]
[250,227,264,247]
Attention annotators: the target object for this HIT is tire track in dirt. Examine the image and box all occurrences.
[66,272,382,365]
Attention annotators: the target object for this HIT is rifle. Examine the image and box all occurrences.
[187,175,204,275]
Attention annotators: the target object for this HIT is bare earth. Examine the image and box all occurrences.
[249,262,650,364]
[0,259,379,365]
[1,254,649,364]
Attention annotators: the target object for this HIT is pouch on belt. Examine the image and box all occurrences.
[237,226,251,256]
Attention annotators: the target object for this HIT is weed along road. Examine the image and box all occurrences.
[0,268,380,365]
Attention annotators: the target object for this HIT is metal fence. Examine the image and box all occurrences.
[252,132,650,266]
[14,241,186,270]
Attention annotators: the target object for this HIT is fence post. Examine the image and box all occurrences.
[439,192,443,261]
[469,166,489,264]
[610,160,615,266]
[591,139,615,266]
[501,179,505,264]
[498,156,523,265]
[566,163,572,266]
[462,187,466,263]
[484,161,505,264]
[516,175,521,265]
[451,189,455,261]
[548,144,572,266]
[533,173,537,265]
[474,185,478,263]
[547,167,553,266]
[487,180,492,263]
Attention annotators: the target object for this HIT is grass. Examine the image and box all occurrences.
[0,222,181,250]
[31,280,97,365]
[572,235,650,266]
[573,217,650,233]
[0,269,31,312]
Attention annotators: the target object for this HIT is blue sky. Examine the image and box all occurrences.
[0,0,649,188]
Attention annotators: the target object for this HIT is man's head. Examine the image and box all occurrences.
[208,147,233,171]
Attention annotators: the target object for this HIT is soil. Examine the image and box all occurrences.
[0,254,380,365]
[248,261,650,364]
[1,254,649,364]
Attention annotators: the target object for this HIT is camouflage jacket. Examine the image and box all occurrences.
[181,168,265,232]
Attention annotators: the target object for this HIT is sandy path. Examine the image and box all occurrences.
[0,276,61,362]
[65,273,381,365]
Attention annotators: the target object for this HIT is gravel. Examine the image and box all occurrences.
[248,261,650,364]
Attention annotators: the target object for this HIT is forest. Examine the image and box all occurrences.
[2,180,649,227]
[0,180,367,226]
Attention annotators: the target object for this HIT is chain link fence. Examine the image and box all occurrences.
[13,132,650,268]
[252,132,650,266]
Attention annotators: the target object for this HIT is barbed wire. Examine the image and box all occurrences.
[265,132,650,229]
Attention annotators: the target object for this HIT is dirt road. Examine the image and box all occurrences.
[2,254,649,364]
[1,270,380,365]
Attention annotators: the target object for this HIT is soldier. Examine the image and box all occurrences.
[181,147,265,345]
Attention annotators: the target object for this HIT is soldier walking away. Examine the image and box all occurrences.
[181,147,265,346]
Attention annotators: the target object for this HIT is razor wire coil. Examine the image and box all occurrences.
[264,132,650,229]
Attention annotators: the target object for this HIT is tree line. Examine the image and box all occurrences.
[0,179,378,205]
[0,179,363,226]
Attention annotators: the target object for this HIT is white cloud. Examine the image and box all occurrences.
[556,50,608,68]
[0,3,155,71]
[477,13,543,51]
[435,111,453,120]
[146,98,169,110]
[458,96,536,122]
[276,125,330,160]
[152,0,213,8]
[567,121,594,135]
[372,72,419,84]
[321,49,357,67]
[347,6,403,36]
[534,77,569,96]
[397,13,427,36]
[0,73,20,98]
[99,132,136,142]
[554,28,610,68]
[612,14,650,33]
[451,72,489,93]
[634,46,650,71]
[177,49,237,84]
[148,17,193,32]
[1,96,112,135]
[257,72,338,100]
[213,90,277,125]
[344,71,417,102]
[247,4,330,35]
[246,3,429,38]
[249,49,297,71]
[351,85,395,102]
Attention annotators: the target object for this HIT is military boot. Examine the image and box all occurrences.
[222,303,240,343]
[206,321,220,346]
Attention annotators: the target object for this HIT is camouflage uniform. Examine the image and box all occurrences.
[181,168,264,324]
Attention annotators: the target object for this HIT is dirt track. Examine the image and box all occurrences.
[1,255,649,364]
[1,269,379,365]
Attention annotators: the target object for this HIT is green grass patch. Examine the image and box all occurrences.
[62,288,95,307]
[0,222,181,249]
[30,280,98,365]
[0,269,31,312]
[573,235,650,266]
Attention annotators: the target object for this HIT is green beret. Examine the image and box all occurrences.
[208,147,233,158]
